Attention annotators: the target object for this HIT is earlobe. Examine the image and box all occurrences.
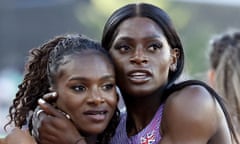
[170,48,180,71]
[170,64,177,71]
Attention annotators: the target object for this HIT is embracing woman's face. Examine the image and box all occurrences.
[110,17,178,97]
[54,51,117,136]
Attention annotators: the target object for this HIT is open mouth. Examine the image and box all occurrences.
[83,110,108,121]
[127,70,152,84]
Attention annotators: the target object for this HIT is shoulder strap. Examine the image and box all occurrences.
[169,80,214,93]
[164,80,219,99]
[163,79,224,108]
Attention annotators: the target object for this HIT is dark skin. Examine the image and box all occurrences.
[109,17,177,136]
[36,17,233,144]
[36,52,117,144]
[110,17,231,144]
[160,86,230,144]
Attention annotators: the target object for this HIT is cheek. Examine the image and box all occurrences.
[106,93,118,108]
[102,90,118,110]
[153,56,171,79]
[56,95,70,111]
[109,51,124,69]
[56,92,79,113]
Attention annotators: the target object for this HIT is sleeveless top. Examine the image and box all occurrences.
[110,104,164,144]
[110,80,229,144]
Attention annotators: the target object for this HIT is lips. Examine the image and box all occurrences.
[127,69,152,84]
[83,110,108,122]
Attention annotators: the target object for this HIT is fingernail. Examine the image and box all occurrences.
[38,98,46,104]
[52,92,57,97]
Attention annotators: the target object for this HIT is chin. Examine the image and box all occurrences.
[126,86,157,96]
[80,124,108,136]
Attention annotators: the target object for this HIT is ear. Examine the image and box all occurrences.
[207,69,215,88]
[169,48,180,72]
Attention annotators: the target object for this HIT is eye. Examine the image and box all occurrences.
[102,83,115,91]
[148,42,163,52]
[71,85,86,92]
[115,44,131,53]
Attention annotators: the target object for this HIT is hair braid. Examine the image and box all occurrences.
[5,36,65,131]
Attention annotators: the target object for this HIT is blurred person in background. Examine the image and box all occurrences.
[208,29,240,139]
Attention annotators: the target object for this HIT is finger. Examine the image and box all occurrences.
[38,98,66,119]
[32,106,47,126]
[39,118,63,144]
[43,92,58,103]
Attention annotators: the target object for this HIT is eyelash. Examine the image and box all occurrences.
[71,85,86,92]
[148,42,162,50]
[115,45,131,53]
[102,83,115,91]
[70,83,115,92]
[114,42,163,52]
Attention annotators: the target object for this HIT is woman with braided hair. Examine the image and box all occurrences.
[208,29,240,140]
[2,34,119,144]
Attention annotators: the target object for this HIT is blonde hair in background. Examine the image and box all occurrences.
[211,30,240,135]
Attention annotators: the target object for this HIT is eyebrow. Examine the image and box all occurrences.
[116,34,163,41]
[69,75,115,82]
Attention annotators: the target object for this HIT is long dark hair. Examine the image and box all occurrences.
[101,3,239,143]
[6,34,119,144]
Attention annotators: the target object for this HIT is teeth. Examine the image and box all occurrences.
[90,111,105,115]
[131,72,146,76]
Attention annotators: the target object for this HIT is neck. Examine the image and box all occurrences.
[83,135,98,144]
[122,86,165,136]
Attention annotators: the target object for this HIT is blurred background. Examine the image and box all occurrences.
[1,0,240,137]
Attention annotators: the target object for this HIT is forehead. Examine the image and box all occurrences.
[115,17,164,39]
[59,51,114,75]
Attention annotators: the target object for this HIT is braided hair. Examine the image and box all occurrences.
[5,34,119,144]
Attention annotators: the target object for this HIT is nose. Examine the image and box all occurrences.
[130,47,148,65]
[87,89,105,105]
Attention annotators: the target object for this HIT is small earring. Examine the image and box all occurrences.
[170,64,176,71]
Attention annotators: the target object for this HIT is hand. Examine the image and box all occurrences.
[31,92,58,141]
[37,98,85,144]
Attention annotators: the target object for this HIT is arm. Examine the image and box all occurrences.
[159,85,232,144]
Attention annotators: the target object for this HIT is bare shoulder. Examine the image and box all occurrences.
[163,85,218,130]
[165,85,217,113]
[0,138,7,144]
[160,85,232,144]
[5,127,36,144]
